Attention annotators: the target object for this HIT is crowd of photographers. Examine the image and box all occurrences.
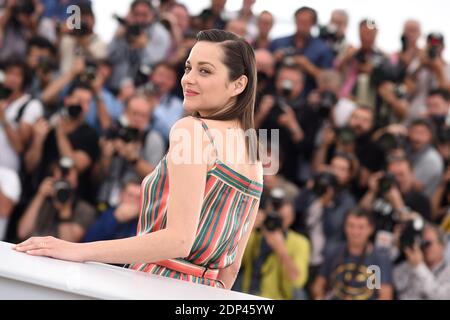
[0,0,449,300]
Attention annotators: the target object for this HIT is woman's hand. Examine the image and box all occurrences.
[13,236,86,263]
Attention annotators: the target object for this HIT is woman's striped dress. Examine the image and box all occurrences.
[129,117,263,288]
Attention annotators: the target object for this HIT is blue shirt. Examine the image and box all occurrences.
[83,208,138,242]
[152,94,184,142]
[86,88,124,134]
[269,35,334,96]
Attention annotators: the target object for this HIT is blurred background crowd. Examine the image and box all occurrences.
[0,0,449,300]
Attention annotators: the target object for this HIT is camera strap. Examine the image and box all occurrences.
[14,96,32,123]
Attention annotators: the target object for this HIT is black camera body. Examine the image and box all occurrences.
[399,218,428,251]
[336,126,356,145]
[0,83,13,100]
[105,122,141,144]
[113,14,146,42]
[54,180,72,204]
[378,173,397,195]
[263,188,285,231]
[318,24,338,43]
[53,157,74,204]
[317,90,338,119]
[375,132,406,154]
[312,171,337,197]
[61,104,83,120]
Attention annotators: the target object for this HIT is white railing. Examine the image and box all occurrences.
[0,241,264,300]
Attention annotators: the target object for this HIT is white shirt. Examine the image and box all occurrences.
[0,166,21,240]
[0,94,43,172]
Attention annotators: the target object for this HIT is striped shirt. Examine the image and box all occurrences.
[130,117,263,288]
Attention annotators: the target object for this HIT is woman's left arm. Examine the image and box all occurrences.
[14,117,208,264]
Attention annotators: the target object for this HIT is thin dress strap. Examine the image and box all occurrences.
[193,117,219,158]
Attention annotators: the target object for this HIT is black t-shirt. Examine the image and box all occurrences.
[260,97,321,186]
[35,123,100,203]
[403,190,432,221]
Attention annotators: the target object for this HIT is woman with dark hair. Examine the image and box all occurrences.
[14,29,264,290]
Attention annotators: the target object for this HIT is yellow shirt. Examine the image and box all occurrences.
[240,230,310,300]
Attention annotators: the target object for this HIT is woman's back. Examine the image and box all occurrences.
[130,116,263,288]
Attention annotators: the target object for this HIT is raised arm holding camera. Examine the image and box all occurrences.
[95,94,165,209]
[393,223,450,299]
[107,0,171,93]
[24,81,99,204]
[17,157,96,242]
[238,187,310,300]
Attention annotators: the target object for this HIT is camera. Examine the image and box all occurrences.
[134,65,153,88]
[378,173,397,195]
[78,58,97,83]
[53,157,74,204]
[336,126,356,145]
[373,198,396,232]
[319,24,338,42]
[0,83,12,100]
[113,14,146,42]
[375,132,405,154]
[399,218,428,251]
[61,104,83,120]
[105,117,141,143]
[316,90,338,119]
[36,56,57,74]
[263,188,285,231]
[312,171,337,197]
[427,33,444,60]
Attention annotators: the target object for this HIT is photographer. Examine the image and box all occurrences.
[320,9,351,61]
[25,36,58,102]
[339,19,399,120]
[149,62,184,142]
[270,6,334,97]
[393,223,450,299]
[107,0,171,92]
[0,0,46,61]
[256,63,321,186]
[24,81,99,203]
[252,10,274,50]
[406,118,443,196]
[238,188,310,300]
[312,208,393,300]
[294,153,356,282]
[0,58,43,172]
[58,3,106,75]
[17,157,96,242]
[409,32,450,117]
[426,88,450,129]
[360,156,431,225]
[95,94,165,208]
[254,49,276,99]
[313,106,385,190]
[83,178,141,242]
